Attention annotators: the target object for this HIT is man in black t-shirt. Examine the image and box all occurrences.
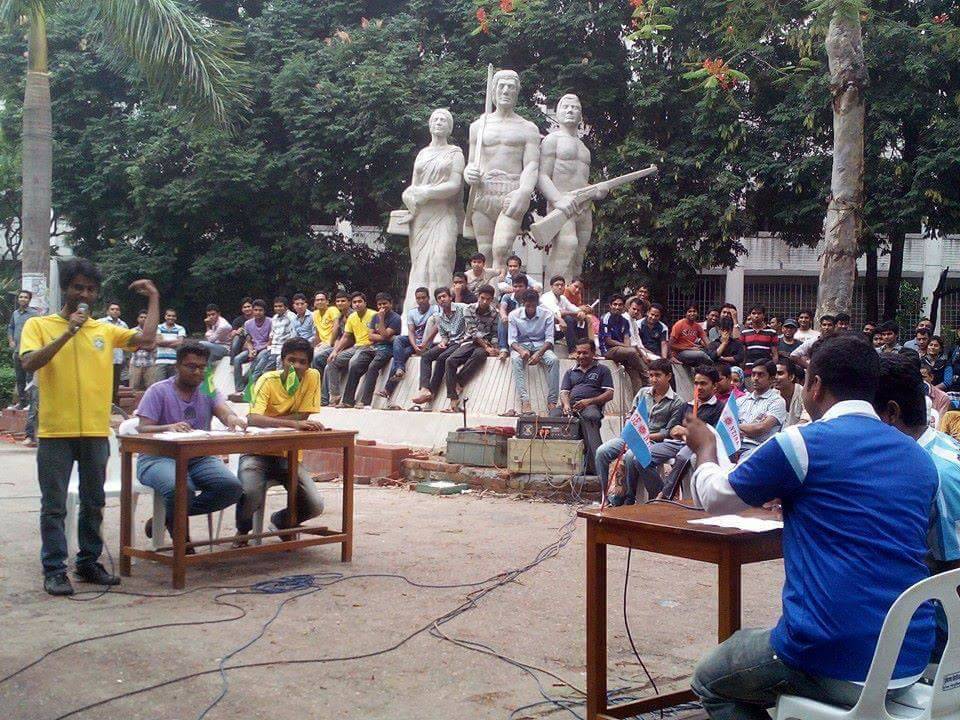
[551,339,614,474]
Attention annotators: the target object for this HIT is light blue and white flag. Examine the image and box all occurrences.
[716,393,742,457]
[622,396,653,468]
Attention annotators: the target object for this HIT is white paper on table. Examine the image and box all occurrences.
[152,429,244,440]
[244,426,296,434]
[688,515,783,532]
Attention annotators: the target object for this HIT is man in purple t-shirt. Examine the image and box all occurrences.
[232,298,272,391]
[135,343,244,546]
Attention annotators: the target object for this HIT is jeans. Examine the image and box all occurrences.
[36,437,110,576]
[232,350,251,391]
[198,341,230,365]
[312,345,335,404]
[230,334,245,359]
[677,348,713,366]
[659,445,696,499]
[419,343,461,395]
[355,348,392,406]
[558,316,582,353]
[692,628,875,720]
[128,364,152,391]
[14,351,30,407]
[626,439,686,502]
[326,346,375,405]
[550,405,602,473]
[136,455,242,526]
[498,321,510,351]
[444,344,488,400]
[510,343,560,405]
[235,454,324,533]
[249,351,278,385]
[383,336,416,397]
[596,438,634,497]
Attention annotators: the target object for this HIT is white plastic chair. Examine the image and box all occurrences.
[775,568,960,720]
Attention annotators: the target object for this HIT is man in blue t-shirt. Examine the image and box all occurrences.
[685,334,938,717]
[346,292,402,409]
[379,287,437,402]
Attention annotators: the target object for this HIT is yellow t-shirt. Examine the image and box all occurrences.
[344,309,376,347]
[312,306,341,346]
[249,368,322,458]
[20,314,138,438]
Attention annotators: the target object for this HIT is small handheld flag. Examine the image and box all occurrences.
[715,393,742,457]
[692,385,700,417]
[281,368,300,397]
[242,374,256,404]
[621,395,653,469]
[200,366,217,398]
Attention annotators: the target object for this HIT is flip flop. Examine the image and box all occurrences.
[408,405,423,412]
[385,404,403,411]
[498,409,519,417]
[441,407,460,414]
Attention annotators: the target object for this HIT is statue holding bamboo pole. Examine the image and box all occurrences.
[463,68,541,272]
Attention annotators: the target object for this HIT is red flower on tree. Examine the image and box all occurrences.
[500,0,514,12]
[476,6,490,33]
[933,13,949,24]
[630,0,644,7]
[703,57,737,90]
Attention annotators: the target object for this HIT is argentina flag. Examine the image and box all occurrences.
[716,393,742,457]
[622,396,653,468]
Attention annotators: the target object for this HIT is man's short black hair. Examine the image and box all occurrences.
[717,362,732,378]
[686,303,699,313]
[835,312,851,323]
[470,252,486,263]
[106,300,121,309]
[694,365,720,384]
[915,327,931,337]
[240,296,253,306]
[273,296,288,307]
[176,341,210,364]
[722,302,737,311]
[335,291,349,301]
[252,299,267,310]
[164,307,177,316]
[281,337,314,363]
[575,337,594,349]
[877,320,900,335]
[550,274,565,285]
[18,288,32,299]
[798,310,813,318]
[648,358,673,376]
[777,356,799,380]
[205,303,219,313]
[749,304,766,317]
[313,291,327,300]
[433,286,450,301]
[874,353,927,428]
[753,360,777,377]
[414,286,429,297]
[507,254,522,265]
[521,289,540,304]
[375,292,393,304]
[452,271,467,282]
[820,315,836,324]
[477,284,496,298]
[350,291,366,302]
[512,274,529,288]
[808,334,879,403]
[768,313,782,322]
[608,293,625,305]
[649,302,664,313]
[292,293,307,303]
[59,258,103,291]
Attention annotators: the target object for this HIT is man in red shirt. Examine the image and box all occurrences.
[670,305,711,366]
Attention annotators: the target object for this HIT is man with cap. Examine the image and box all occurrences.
[778,318,802,357]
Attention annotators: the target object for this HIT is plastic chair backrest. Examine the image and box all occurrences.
[852,568,960,720]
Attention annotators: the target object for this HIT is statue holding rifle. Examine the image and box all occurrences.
[536,94,658,279]
[464,69,541,272]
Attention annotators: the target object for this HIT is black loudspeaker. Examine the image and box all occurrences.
[515,415,582,441]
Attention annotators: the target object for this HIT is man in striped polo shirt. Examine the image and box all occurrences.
[739,305,779,372]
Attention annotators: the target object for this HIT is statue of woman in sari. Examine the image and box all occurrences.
[401,108,465,311]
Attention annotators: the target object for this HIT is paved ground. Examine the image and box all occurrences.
[0,441,784,720]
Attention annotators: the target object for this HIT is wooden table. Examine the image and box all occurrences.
[119,429,356,589]
[578,502,783,720]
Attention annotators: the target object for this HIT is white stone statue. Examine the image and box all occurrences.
[401,108,465,311]
[537,94,605,281]
[463,69,541,272]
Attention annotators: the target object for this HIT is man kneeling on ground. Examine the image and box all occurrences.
[684,334,938,718]
[553,339,613,474]
[235,337,325,546]
[136,342,245,550]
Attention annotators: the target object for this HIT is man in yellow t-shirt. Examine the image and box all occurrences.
[234,337,326,545]
[19,258,160,596]
[310,290,341,376]
[323,291,377,406]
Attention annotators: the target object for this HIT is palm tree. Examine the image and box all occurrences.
[0,0,248,304]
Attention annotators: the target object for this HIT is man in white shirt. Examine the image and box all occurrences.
[794,310,820,342]
[100,300,129,405]
[539,275,583,354]
[737,360,787,457]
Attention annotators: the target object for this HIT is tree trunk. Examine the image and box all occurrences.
[883,226,905,321]
[815,10,867,321]
[865,243,878,322]
[21,12,52,308]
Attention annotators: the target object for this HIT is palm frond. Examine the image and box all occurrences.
[0,0,50,28]
[89,0,250,127]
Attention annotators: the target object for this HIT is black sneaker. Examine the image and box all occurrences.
[44,572,75,596]
[75,562,121,586]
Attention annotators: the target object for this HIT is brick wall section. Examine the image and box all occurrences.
[302,442,414,480]
[400,457,602,501]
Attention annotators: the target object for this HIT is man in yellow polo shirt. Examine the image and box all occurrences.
[310,290,341,378]
[323,291,376,406]
[20,258,160,596]
[234,337,325,546]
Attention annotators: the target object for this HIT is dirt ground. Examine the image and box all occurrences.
[0,441,784,720]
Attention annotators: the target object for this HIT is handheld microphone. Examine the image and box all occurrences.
[77,303,89,316]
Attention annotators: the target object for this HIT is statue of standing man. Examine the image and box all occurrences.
[464,69,541,272]
[537,94,605,281]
